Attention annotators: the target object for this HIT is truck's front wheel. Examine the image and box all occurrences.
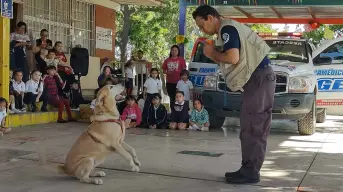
[316,108,326,123]
[208,110,225,129]
[297,99,316,135]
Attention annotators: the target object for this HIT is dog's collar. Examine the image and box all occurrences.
[94,119,121,123]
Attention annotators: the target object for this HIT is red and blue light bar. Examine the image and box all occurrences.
[257,32,303,37]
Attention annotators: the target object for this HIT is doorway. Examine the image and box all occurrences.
[10,3,21,33]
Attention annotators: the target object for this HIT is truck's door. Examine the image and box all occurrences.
[313,39,343,113]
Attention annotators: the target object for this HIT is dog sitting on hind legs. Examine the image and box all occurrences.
[40,84,141,185]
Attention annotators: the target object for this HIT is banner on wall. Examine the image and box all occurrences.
[96,26,113,51]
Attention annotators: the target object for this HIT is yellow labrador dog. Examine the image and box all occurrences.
[57,84,141,185]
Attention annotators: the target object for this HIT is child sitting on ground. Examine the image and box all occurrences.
[24,70,48,112]
[10,70,26,113]
[147,93,168,129]
[70,80,90,110]
[121,95,142,129]
[43,66,75,123]
[0,97,11,136]
[169,91,189,130]
[188,99,210,132]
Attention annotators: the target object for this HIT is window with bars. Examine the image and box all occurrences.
[23,0,95,56]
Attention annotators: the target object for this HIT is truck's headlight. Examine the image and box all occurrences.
[289,76,311,93]
[203,76,217,90]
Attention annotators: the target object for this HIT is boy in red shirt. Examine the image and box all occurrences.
[43,66,76,123]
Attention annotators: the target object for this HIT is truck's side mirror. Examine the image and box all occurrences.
[314,56,332,65]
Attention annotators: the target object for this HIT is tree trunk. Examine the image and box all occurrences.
[119,5,134,62]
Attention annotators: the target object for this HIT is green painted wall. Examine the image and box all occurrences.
[184,0,343,6]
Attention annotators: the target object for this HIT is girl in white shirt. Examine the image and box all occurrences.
[142,68,162,124]
[10,70,26,113]
[23,70,48,112]
[124,61,135,95]
[176,70,194,101]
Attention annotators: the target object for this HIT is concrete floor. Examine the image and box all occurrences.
[1,116,343,192]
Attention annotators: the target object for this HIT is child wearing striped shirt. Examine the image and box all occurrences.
[188,99,210,132]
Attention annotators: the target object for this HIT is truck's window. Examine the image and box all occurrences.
[266,40,309,63]
[192,43,215,63]
[322,42,343,54]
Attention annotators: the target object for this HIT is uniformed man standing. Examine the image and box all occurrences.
[192,5,276,184]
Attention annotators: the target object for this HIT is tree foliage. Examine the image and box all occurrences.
[248,24,276,33]
[116,1,181,63]
[304,25,343,45]
[115,2,278,62]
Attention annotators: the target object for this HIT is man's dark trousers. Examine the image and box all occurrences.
[239,66,276,179]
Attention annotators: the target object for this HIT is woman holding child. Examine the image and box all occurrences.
[10,21,31,82]
[32,29,53,74]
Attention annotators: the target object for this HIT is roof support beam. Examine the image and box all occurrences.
[233,6,253,18]
[232,18,343,24]
[270,6,283,18]
[307,7,316,19]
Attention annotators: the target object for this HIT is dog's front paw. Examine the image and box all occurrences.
[130,164,140,172]
[97,171,106,177]
[91,171,106,177]
[93,178,103,185]
[133,157,141,167]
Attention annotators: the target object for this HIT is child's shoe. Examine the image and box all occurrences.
[12,108,22,113]
[188,124,200,131]
[201,127,209,132]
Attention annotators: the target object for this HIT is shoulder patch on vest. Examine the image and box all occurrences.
[222,33,230,44]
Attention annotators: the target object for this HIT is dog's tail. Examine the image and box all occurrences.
[36,140,67,175]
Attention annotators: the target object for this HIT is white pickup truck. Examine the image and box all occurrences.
[189,33,340,135]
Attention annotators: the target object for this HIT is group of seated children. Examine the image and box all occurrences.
[90,66,209,131]
[118,91,209,131]
[8,66,86,123]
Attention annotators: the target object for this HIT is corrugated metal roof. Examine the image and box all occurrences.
[214,5,343,19]
[112,0,163,6]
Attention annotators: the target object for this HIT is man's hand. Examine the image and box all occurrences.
[35,97,40,103]
[203,44,215,59]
